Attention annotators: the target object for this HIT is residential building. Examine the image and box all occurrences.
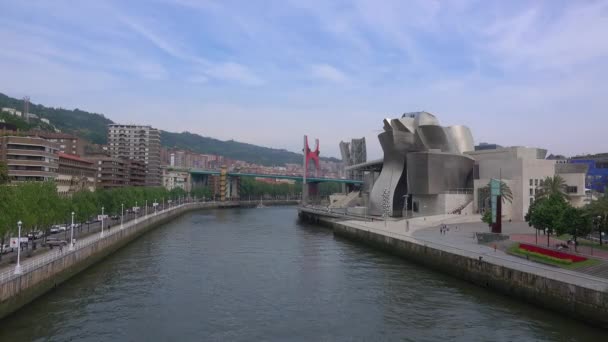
[0,135,59,182]
[88,155,129,189]
[128,159,146,187]
[107,124,161,186]
[162,168,191,192]
[56,153,96,195]
[29,131,85,156]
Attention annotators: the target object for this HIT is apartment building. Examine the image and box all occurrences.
[107,124,161,186]
[56,152,96,195]
[0,135,59,182]
[88,155,129,189]
[30,131,85,156]
[128,159,146,187]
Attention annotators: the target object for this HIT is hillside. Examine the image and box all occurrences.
[0,92,339,166]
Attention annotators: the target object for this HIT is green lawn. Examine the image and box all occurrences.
[507,243,601,269]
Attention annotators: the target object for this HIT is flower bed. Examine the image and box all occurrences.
[519,243,587,262]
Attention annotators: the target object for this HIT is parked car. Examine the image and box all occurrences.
[57,225,67,232]
[49,226,60,234]
[1,244,13,254]
[27,231,45,240]
[43,238,67,249]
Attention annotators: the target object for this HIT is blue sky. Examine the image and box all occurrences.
[1,0,607,159]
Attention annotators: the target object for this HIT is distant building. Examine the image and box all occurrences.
[29,131,85,156]
[107,124,161,186]
[474,142,503,151]
[0,135,59,182]
[0,122,17,132]
[40,118,50,125]
[56,153,96,195]
[127,159,146,187]
[162,168,191,192]
[1,108,22,117]
[88,155,129,189]
[571,154,608,193]
[339,137,367,180]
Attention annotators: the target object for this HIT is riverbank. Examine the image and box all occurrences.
[298,207,608,329]
[0,200,297,320]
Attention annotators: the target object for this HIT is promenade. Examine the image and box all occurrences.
[337,214,608,290]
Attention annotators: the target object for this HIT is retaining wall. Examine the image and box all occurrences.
[0,200,297,320]
[299,210,608,329]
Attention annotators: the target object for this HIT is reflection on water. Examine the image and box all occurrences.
[0,207,604,341]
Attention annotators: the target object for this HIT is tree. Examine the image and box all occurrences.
[536,175,567,199]
[0,161,8,185]
[557,206,592,251]
[478,180,513,211]
[481,211,492,227]
[525,194,568,246]
[585,197,608,246]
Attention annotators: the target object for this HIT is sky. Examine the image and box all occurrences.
[1,0,607,159]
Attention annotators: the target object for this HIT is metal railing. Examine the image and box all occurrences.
[0,203,190,284]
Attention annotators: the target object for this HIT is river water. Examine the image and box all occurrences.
[0,207,605,341]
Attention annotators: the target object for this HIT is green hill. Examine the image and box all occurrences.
[0,92,339,166]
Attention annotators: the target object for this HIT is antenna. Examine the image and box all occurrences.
[23,96,30,123]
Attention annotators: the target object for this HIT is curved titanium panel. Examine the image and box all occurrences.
[415,125,456,153]
[369,131,407,216]
[406,152,474,195]
[414,112,440,127]
[446,125,474,154]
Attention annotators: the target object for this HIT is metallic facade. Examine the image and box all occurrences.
[369,112,475,217]
[340,137,367,180]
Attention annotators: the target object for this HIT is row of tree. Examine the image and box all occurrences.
[524,175,608,247]
[0,182,187,250]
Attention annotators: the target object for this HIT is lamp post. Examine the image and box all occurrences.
[135,201,138,222]
[70,211,75,251]
[145,200,148,216]
[101,206,105,237]
[14,221,23,275]
[121,203,124,229]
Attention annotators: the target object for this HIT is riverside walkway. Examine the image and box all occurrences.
[300,207,608,291]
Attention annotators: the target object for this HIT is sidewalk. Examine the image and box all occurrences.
[336,216,608,290]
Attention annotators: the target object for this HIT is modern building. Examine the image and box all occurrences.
[107,124,161,186]
[555,163,590,208]
[162,168,191,192]
[339,137,366,180]
[127,159,146,187]
[475,142,503,151]
[89,155,129,189]
[0,135,59,182]
[29,131,85,156]
[571,154,608,193]
[56,153,96,195]
[368,112,475,217]
[468,147,589,221]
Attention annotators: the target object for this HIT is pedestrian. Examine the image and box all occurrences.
[59,244,63,253]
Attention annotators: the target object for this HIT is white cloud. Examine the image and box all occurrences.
[310,64,348,83]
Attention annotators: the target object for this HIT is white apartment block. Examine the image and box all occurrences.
[107,124,161,186]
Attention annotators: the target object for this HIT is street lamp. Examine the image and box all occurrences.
[14,220,23,275]
[121,203,124,229]
[101,206,105,237]
[70,211,75,251]
[145,200,148,216]
[135,201,138,222]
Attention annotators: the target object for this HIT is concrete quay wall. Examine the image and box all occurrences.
[0,200,297,320]
[298,210,608,329]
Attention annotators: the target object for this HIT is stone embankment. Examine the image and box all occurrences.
[298,207,608,329]
[0,200,297,320]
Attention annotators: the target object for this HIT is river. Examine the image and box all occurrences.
[0,207,604,341]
